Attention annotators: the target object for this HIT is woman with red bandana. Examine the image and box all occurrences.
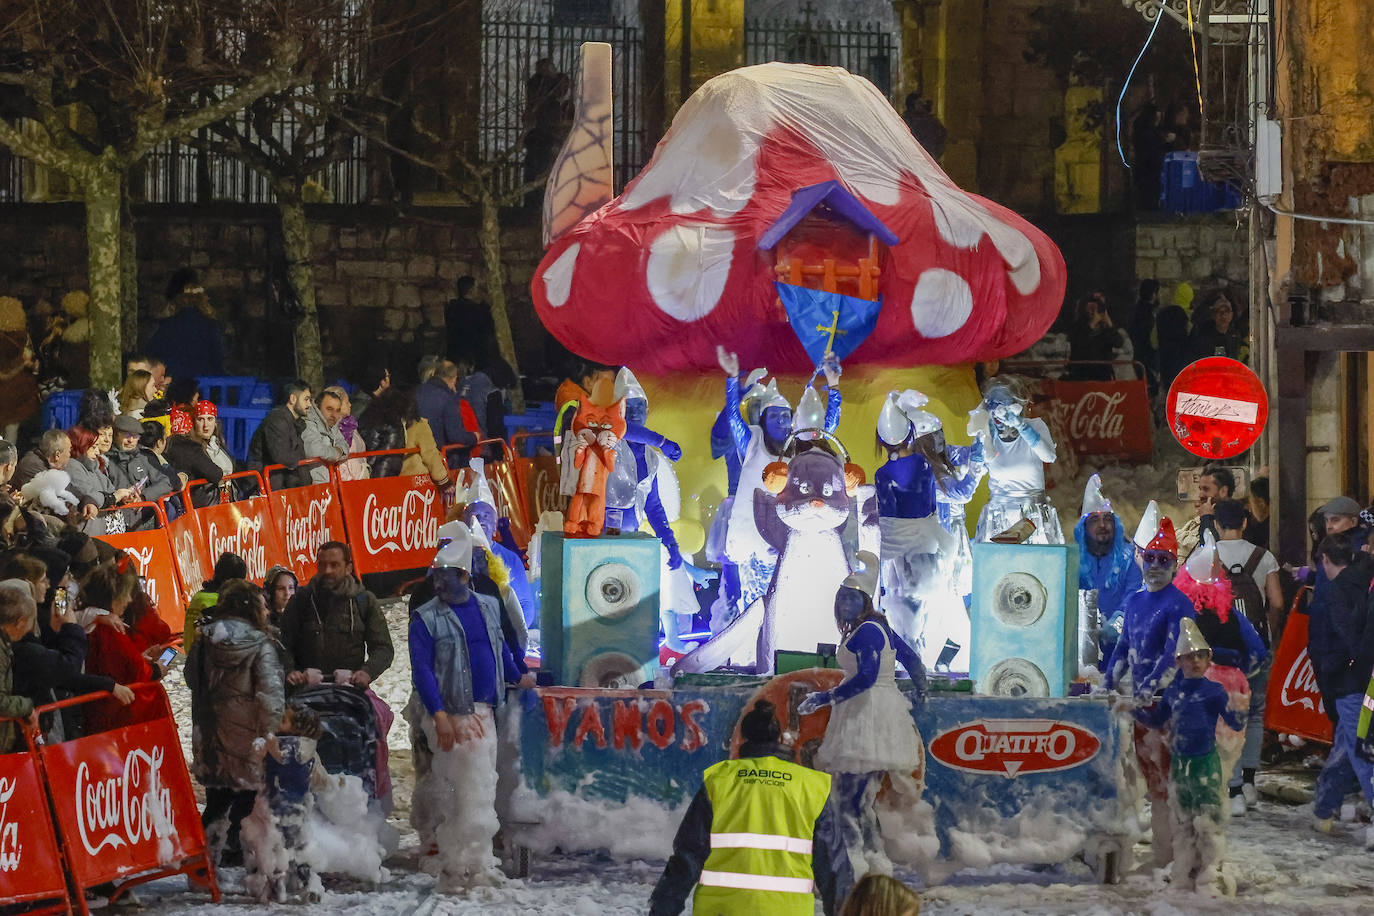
[166,400,237,507]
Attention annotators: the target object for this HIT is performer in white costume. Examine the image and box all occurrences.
[969,377,1062,544]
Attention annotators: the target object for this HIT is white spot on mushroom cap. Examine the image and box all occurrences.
[646,225,735,322]
[931,198,1042,295]
[910,269,974,338]
[542,242,580,308]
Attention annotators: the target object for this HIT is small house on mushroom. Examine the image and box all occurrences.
[759,180,900,302]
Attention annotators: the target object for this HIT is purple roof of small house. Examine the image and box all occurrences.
[757,180,901,251]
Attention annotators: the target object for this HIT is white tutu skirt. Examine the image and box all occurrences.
[815,684,923,775]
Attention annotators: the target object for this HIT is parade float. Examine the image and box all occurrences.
[505,46,1139,884]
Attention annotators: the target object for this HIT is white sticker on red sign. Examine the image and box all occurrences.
[1174,391,1260,425]
[927,718,1100,778]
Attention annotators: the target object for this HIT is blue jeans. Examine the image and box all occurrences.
[1230,659,1270,786]
[1313,693,1374,819]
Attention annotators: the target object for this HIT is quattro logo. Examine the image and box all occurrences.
[927,719,1100,778]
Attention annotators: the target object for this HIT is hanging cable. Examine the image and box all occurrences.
[1261,200,1374,228]
[1185,0,1205,119]
[1116,7,1166,167]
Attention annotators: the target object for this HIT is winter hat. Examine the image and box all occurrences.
[1175,617,1211,657]
[431,523,473,571]
[1133,500,1162,550]
[1145,517,1178,556]
[1081,473,1112,518]
[841,551,880,598]
[460,458,497,510]
[1321,496,1361,519]
[613,367,647,404]
[791,386,826,433]
[739,700,782,745]
[113,414,143,437]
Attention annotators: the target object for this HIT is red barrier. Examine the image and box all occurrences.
[1265,594,1333,744]
[0,748,71,914]
[95,501,187,632]
[2,684,219,914]
[182,471,285,584]
[265,460,347,582]
[335,448,443,574]
[163,495,208,604]
[1040,378,1153,462]
[512,430,568,526]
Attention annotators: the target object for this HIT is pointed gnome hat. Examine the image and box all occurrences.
[614,366,646,403]
[756,378,790,413]
[1184,530,1223,583]
[1175,616,1211,656]
[740,367,768,400]
[436,519,467,546]
[896,389,942,438]
[877,391,913,446]
[842,550,880,598]
[432,522,474,571]
[468,517,491,549]
[1145,516,1178,555]
[461,458,497,509]
[792,386,826,433]
[1133,500,1162,550]
[1081,473,1112,517]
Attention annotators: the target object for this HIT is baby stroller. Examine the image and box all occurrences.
[289,684,381,800]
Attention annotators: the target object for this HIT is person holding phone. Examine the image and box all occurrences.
[84,561,172,691]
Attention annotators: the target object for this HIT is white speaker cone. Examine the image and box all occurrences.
[992,572,1048,627]
[984,658,1051,697]
[585,561,642,620]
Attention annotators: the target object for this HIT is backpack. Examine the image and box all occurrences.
[1226,545,1269,646]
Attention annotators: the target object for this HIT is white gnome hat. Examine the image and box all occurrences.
[1133,500,1161,550]
[614,366,646,403]
[461,458,497,509]
[1175,616,1211,656]
[756,378,790,413]
[1184,530,1223,584]
[842,550,881,598]
[468,518,491,549]
[877,392,912,446]
[436,520,467,546]
[792,386,826,433]
[1081,473,1112,517]
[432,522,474,571]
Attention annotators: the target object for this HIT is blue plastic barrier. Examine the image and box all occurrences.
[41,390,83,430]
[217,406,269,463]
[196,376,261,408]
[1159,151,1241,213]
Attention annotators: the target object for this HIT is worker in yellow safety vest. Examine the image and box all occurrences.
[649,699,849,916]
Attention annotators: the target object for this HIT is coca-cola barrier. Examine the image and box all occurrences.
[446,438,535,549]
[0,746,69,914]
[91,445,552,628]
[1,683,220,914]
[1265,595,1333,744]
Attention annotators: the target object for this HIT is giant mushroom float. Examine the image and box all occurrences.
[534,53,1068,543]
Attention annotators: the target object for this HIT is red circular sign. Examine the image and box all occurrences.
[1165,357,1268,459]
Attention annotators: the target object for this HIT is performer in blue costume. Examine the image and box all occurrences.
[874,391,964,670]
[706,367,768,626]
[800,554,927,900]
[717,345,841,617]
[461,463,537,629]
[930,419,985,615]
[1074,474,1142,666]
[605,368,701,649]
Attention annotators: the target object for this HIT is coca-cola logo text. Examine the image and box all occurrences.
[1279,648,1326,714]
[284,492,334,566]
[175,527,205,586]
[0,776,20,872]
[126,545,160,607]
[362,487,439,555]
[75,747,174,856]
[207,512,267,580]
[928,719,1100,778]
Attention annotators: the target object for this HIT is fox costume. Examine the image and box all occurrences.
[563,389,627,537]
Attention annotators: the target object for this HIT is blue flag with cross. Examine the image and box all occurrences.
[775,281,883,366]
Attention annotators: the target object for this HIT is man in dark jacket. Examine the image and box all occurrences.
[649,700,847,916]
[414,361,478,453]
[248,379,314,491]
[1310,533,1374,838]
[1306,498,1370,723]
[107,415,175,523]
[279,541,393,688]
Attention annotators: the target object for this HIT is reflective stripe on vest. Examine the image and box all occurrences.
[710,832,814,855]
[699,870,814,894]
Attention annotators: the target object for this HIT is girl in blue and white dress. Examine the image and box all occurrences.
[801,557,928,891]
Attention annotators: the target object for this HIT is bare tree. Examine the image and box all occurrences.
[0,0,309,385]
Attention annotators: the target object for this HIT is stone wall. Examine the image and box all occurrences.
[1134,215,1250,310]
[0,203,554,383]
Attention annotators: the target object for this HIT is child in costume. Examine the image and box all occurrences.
[968,377,1062,544]
[800,553,928,900]
[1104,513,1196,867]
[873,390,959,669]
[1134,618,1245,892]
[244,704,327,903]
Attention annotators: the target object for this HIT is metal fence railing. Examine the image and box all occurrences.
[745,15,896,99]
[481,9,644,198]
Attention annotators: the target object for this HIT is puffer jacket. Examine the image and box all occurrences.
[185,616,285,789]
[358,414,405,477]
